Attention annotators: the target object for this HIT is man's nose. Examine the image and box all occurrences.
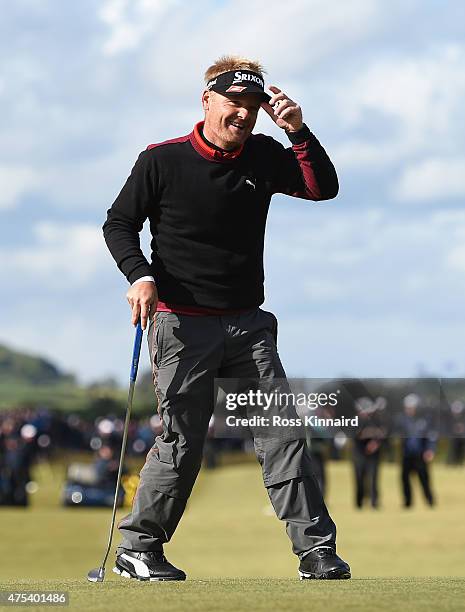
[237,107,250,120]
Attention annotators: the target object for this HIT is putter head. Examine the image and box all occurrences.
[87,567,105,583]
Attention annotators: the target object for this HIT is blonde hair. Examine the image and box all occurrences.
[204,55,266,84]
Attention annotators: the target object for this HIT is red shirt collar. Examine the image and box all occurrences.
[189,121,244,162]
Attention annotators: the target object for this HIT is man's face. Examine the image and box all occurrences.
[202,90,262,150]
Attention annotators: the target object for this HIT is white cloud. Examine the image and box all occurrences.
[137,0,386,97]
[0,0,437,212]
[395,156,465,203]
[39,149,144,212]
[0,166,39,210]
[0,308,152,385]
[99,0,179,55]
[332,139,404,170]
[332,44,465,172]
[3,222,108,287]
[278,312,465,379]
[340,44,465,133]
[446,245,465,272]
[302,278,351,302]
[99,0,384,65]
[264,204,465,317]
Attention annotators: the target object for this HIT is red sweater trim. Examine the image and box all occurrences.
[146,134,190,150]
[189,121,244,162]
[156,300,252,316]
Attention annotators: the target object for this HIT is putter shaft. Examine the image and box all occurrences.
[87,321,143,582]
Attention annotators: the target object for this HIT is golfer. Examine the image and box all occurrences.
[103,55,351,581]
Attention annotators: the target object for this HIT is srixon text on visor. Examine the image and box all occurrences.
[232,72,264,87]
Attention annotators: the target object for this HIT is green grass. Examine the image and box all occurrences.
[1,460,464,610]
[0,380,158,414]
[3,578,465,612]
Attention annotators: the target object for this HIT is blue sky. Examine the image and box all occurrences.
[2,0,465,384]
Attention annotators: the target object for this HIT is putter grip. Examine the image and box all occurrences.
[130,320,143,382]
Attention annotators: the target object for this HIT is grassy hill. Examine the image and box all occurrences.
[0,343,156,415]
[2,341,465,420]
[0,343,74,385]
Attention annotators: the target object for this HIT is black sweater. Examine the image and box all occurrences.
[103,122,338,310]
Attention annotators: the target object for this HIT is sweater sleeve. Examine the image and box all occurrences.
[102,150,157,284]
[270,124,339,201]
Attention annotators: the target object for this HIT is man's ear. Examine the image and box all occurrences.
[202,90,210,111]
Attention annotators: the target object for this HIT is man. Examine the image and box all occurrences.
[398,394,436,508]
[0,416,36,506]
[352,397,387,509]
[103,55,350,581]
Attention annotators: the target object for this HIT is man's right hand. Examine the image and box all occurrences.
[126,282,158,330]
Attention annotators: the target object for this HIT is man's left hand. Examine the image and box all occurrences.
[261,85,303,133]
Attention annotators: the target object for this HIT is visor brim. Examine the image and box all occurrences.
[211,85,271,103]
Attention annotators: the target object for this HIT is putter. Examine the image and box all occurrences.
[87,320,144,583]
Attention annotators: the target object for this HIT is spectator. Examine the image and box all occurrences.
[0,417,37,506]
[446,401,465,465]
[352,397,387,509]
[397,394,436,508]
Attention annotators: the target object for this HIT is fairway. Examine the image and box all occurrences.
[1,459,464,610]
[2,578,465,612]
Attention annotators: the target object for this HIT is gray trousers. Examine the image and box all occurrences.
[117,309,336,559]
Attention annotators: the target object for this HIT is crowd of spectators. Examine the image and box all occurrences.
[0,396,463,508]
[0,407,236,506]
